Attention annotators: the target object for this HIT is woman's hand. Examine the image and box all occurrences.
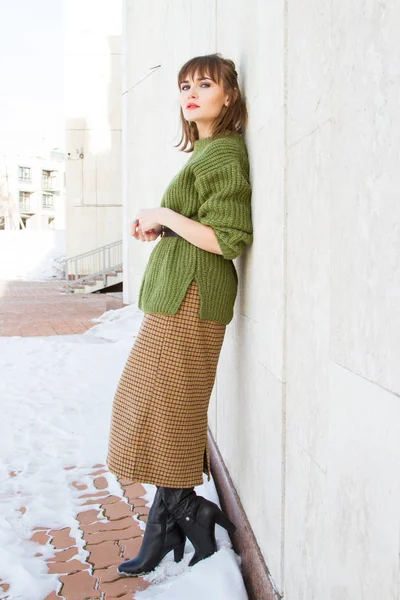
[135,208,164,233]
[131,220,161,242]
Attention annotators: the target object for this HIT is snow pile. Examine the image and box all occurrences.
[87,302,144,343]
[0,230,66,281]
[0,300,248,600]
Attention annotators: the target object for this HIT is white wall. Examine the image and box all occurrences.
[123,2,400,598]
[64,0,122,258]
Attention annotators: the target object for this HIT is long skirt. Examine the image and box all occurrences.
[106,279,226,488]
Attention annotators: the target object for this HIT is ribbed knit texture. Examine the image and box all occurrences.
[138,130,253,324]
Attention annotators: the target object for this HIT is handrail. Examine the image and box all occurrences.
[65,239,122,262]
[64,239,123,289]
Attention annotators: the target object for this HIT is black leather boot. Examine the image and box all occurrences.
[159,487,236,567]
[117,487,186,576]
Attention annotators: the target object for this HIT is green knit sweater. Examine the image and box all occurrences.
[138,130,253,324]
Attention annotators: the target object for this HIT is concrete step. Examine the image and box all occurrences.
[66,269,123,294]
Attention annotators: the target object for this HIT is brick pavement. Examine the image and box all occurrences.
[0,280,156,599]
[0,466,151,600]
[0,280,124,337]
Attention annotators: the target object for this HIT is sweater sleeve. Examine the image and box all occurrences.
[195,159,253,260]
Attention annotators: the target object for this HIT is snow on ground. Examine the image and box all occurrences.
[0,300,248,600]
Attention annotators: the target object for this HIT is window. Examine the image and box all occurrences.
[42,193,54,209]
[18,166,31,182]
[19,191,33,213]
[42,170,50,189]
[42,169,57,190]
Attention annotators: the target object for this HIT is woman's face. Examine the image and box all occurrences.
[180,70,230,137]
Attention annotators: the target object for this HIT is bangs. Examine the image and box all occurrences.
[178,56,222,87]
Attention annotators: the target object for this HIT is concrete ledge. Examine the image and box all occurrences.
[208,430,282,600]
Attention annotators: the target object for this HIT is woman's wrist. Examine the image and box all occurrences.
[158,207,172,228]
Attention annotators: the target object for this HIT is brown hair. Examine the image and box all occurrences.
[175,53,248,153]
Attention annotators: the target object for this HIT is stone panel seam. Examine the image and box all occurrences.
[280,0,289,592]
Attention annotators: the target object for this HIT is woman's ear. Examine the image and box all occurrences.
[225,88,238,106]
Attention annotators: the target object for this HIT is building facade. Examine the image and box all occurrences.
[0,149,65,231]
[64,0,122,259]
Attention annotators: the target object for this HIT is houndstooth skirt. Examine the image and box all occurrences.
[106,279,226,488]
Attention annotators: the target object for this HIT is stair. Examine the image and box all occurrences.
[63,240,123,294]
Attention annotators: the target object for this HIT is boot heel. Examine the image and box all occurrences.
[215,509,236,535]
[174,542,185,563]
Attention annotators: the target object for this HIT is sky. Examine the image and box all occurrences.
[0,0,64,154]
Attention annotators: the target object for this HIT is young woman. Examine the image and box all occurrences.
[107,53,253,576]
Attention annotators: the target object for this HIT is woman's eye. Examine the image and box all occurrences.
[181,83,210,91]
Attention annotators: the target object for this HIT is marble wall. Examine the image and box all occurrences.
[123,2,400,597]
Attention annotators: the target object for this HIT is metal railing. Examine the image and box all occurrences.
[64,240,123,289]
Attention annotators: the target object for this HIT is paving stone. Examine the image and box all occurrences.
[47,559,88,575]
[102,500,133,521]
[117,478,133,486]
[120,536,142,560]
[30,530,51,545]
[121,482,146,500]
[92,564,121,585]
[0,282,124,338]
[49,528,76,550]
[43,591,64,600]
[131,496,148,508]
[79,490,109,499]
[77,509,102,526]
[81,516,133,535]
[59,570,101,599]
[81,498,109,507]
[90,469,108,476]
[46,547,78,563]
[72,481,88,491]
[94,476,108,490]
[85,524,142,545]
[86,541,122,570]
[98,495,123,506]
[101,576,149,598]
[134,505,149,516]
